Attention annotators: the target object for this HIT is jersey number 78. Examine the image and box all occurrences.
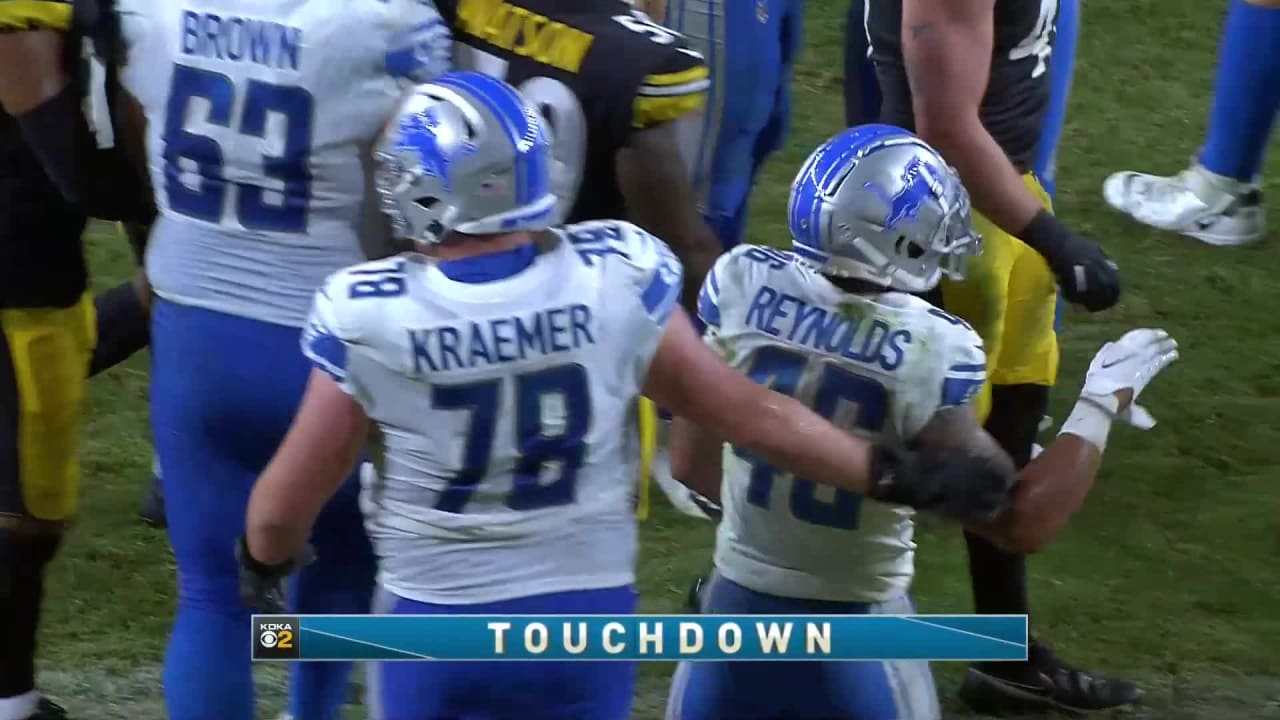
[433,364,591,514]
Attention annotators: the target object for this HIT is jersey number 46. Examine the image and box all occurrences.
[735,346,888,530]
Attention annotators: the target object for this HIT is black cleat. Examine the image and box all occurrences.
[138,473,166,528]
[958,640,1142,716]
[685,573,708,613]
[28,697,70,720]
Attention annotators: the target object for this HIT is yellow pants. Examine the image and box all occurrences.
[940,174,1059,424]
[0,294,96,526]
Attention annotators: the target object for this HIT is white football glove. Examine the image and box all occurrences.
[1079,328,1179,429]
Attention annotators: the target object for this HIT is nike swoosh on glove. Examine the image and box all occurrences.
[1081,328,1179,428]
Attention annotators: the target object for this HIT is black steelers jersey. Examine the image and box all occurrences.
[866,0,1057,172]
[0,0,148,308]
[438,0,710,223]
[0,0,89,309]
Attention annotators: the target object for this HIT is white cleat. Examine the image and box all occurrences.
[1102,163,1265,246]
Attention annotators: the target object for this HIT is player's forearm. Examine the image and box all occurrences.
[646,311,875,496]
[247,374,368,564]
[916,117,1043,237]
[247,463,333,565]
[248,451,360,564]
[717,385,874,497]
[902,2,1044,236]
[972,434,1102,554]
[668,416,724,502]
[669,227,720,314]
[618,122,722,313]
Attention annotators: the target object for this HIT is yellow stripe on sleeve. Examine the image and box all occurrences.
[642,65,710,88]
[633,64,710,129]
[0,0,73,32]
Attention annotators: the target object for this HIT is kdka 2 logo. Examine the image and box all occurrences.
[254,615,299,660]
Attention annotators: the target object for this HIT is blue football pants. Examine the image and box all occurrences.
[151,298,376,720]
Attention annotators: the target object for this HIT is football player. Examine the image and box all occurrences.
[653,0,805,520]
[844,0,1078,303]
[439,0,721,311]
[437,0,725,520]
[109,1,451,718]
[237,72,1017,720]
[1103,0,1280,246]
[864,0,1133,713]
[665,125,1179,720]
[661,0,799,252]
[0,2,153,718]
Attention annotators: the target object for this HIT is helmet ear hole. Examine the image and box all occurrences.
[894,235,926,260]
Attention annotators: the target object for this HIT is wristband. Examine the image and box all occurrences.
[1059,394,1118,453]
[1018,209,1070,260]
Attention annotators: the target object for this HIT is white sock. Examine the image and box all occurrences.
[0,690,39,720]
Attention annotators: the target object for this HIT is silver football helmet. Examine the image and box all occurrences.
[788,124,982,293]
[374,71,558,244]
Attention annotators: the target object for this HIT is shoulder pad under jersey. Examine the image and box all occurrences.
[564,219,683,325]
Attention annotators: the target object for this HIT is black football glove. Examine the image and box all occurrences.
[866,445,1015,523]
[1021,210,1121,312]
[236,535,314,612]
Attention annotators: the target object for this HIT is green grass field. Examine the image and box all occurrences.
[40,0,1280,717]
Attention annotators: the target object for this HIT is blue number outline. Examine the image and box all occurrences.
[742,246,792,270]
[432,379,500,514]
[735,346,888,529]
[163,64,234,223]
[348,259,408,300]
[163,64,316,232]
[432,363,591,514]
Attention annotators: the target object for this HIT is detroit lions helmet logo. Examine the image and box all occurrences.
[395,99,477,191]
[863,154,946,230]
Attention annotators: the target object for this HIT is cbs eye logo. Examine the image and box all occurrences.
[259,628,293,648]
[254,617,300,660]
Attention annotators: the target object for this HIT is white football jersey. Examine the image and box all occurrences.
[701,245,986,603]
[302,221,683,604]
[116,0,450,327]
